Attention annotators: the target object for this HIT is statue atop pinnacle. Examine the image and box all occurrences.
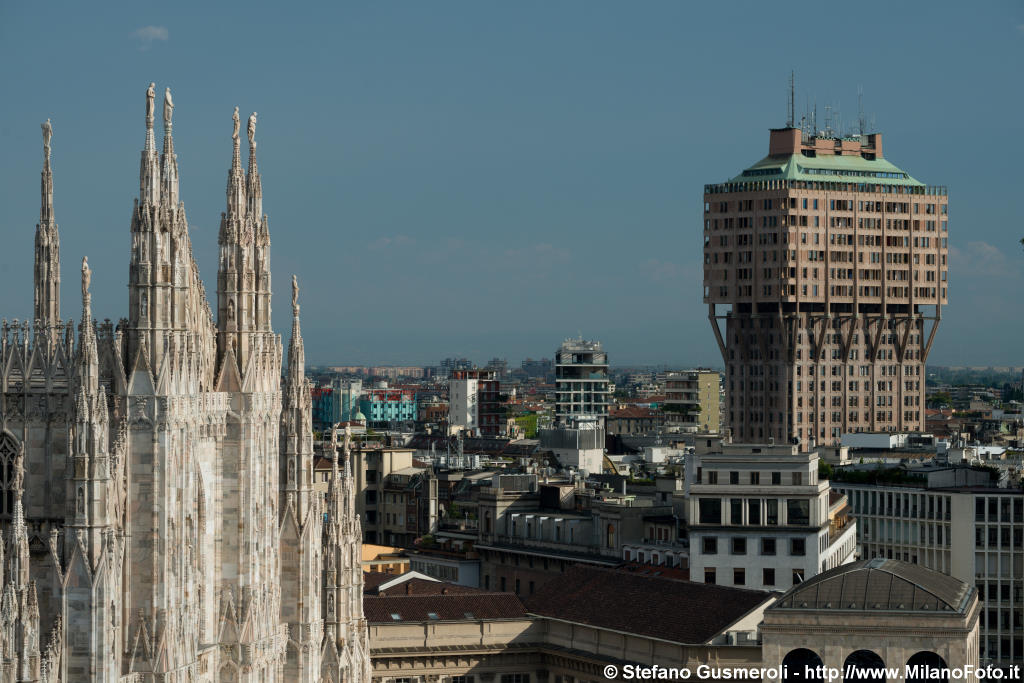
[146,82,156,122]
[163,87,174,127]
[42,118,52,159]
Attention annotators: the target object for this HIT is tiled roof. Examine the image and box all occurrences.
[524,565,772,644]
[364,593,527,623]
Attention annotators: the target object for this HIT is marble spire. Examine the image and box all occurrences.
[140,82,160,205]
[160,87,179,207]
[34,119,60,329]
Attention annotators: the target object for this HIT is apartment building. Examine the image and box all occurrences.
[555,337,610,424]
[449,368,503,436]
[704,127,948,448]
[664,369,721,432]
[832,466,1024,667]
[348,445,415,544]
[685,443,857,592]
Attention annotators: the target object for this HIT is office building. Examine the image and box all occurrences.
[704,126,948,448]
[832,466,1024,667]
[555,337,610,424]
[357,386,417,425]
[685,444,858,592]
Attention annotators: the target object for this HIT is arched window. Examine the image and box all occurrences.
[906,652,948,683]
[606,523,616,548]
[782,648,824,682]
[844,650,887,682]
[0,434,20,516]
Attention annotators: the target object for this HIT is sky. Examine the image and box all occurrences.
[1,1,1023,368]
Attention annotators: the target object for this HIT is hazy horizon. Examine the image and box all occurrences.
[2,1,1022,367]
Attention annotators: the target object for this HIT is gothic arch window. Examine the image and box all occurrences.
[0,433,20,516]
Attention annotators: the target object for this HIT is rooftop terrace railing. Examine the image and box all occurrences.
[704,179,947,196]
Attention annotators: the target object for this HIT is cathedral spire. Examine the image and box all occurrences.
[225,106,245,225]
[78,257,98,393]
[35,119,60,329]
[160,87,179,207]
[245,112,262,221]
[140,82,160,205]
[8,448,29,588]
[287,275,304,383]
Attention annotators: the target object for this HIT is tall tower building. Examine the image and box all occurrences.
[704,126,948,448]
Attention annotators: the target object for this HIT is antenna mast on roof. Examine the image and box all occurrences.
[787,71,795,128]
[858,85,866,136]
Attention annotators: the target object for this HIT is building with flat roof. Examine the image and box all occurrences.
[704,126,948,449]
[664,369,721,432]
[685,443,858,592]
[831,464,1024,667]
[555,337,610,424]
[449,368,503,436]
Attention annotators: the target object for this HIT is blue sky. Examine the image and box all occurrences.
[1,1,1022,367]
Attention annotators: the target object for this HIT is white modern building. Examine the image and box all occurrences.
[685,443,858,592]
[555,337,610,424]
[539,416,605,475]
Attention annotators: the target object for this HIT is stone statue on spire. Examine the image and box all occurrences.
[291,274,299,316]
[146,83,156,121]
[247,112,257,147]
[81,256,91,300]
[232,106,240,140]
[163,87,174,126]
[12,446,24,497]
[42,118,52,158]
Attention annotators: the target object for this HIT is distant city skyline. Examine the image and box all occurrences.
[1,1,1022,367]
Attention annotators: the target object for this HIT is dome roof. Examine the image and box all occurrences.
[772,558,973,614]
[353,410,367,422]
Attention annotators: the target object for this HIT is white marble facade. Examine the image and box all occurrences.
[0,85,371,683]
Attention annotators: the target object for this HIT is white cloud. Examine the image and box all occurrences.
[643,258,697,284]
[132,26,169,50]
[368,235,415,250]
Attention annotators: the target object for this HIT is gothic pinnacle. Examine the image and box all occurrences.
[40,118,54,223]
[35,118,60,329]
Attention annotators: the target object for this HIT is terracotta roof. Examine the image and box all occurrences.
[524,565,772,644]
[362,572,402,593]
[364,593,527,623]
